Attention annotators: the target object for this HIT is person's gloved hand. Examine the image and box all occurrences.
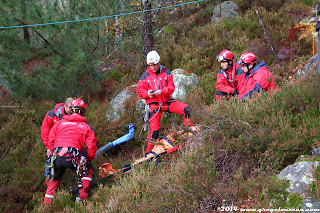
[46,149,52,156]
[154,89,162,96]
[148,90,154,98]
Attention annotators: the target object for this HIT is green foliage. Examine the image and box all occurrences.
[295,0,318,6]
[0,101,44,212]
[257,175,302,209]
[0,0,136,102]
[309,163,320,201]
[235,0,288,12]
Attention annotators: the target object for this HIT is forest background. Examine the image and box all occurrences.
[0,0,320,212]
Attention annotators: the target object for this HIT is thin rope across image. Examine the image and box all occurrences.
[0,0,206,30]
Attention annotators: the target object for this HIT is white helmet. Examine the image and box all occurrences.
[146,50,160,65]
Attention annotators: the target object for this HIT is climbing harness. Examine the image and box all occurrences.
[142,104,150,131]
[44,151,57,181]
[46,147,88,190]
[44,154,52,176]
[76,154,88,189]
[142,102,163,131]
[149,103,163,122]
[143,99,180,132]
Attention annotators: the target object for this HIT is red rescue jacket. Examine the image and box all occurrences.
[48,114,97,161]
[216,63,244,94]
[136,64,175,105]
[238,62,277,100]
[41,103,66,149]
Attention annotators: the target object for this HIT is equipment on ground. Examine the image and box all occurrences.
[95,123,135,157]
[70,126,199,195]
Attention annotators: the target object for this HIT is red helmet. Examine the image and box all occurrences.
[70,98,86,115]
[237,52,257,65]
[216,49,234,62]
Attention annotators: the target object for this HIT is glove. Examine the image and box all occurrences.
[46,149,52,156]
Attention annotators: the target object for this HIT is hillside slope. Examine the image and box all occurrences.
[0,0,319,212]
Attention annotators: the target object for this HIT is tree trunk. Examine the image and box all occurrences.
[141,0,153,58]
[23,27,30,44]
[22,1,30,44]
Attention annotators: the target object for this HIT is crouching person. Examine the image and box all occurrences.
[237,52,277,101]
[43,98,97,205]
[215,49,243,101]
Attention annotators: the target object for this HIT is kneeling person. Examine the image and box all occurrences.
[215,49,243,101]
[237,52,277,101]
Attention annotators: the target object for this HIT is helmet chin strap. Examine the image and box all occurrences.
[246,64,255,74]
[227,61,233,70]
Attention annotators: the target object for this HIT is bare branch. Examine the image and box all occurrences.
[1,144,10,160]
[13,18,63,57]
[255,10,286,70]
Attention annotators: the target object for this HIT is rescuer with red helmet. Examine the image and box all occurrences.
[237,52,277,101]
[215,49,244,101]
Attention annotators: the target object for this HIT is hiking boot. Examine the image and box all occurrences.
[75,197,82,204]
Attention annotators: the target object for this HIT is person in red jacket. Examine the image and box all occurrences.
[43,98,97,205]
[215,49,244,101]
[41,97,74,156]
[237,52,277,101]
[136,50,196,155]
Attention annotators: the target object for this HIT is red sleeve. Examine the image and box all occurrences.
[136,80,149,99]
[41,113,54,149]
[253,70,271,91]
[216,74,235,94]
[48,123,57,151]
[161,74,175,96]
[85,128,97,161]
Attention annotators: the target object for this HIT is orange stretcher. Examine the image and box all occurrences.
[98,126,199,178]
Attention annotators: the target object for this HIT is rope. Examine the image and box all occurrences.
[0,0,206,29]
[295,61,318,86]
[255,10,286,70]
[168,112,178,130]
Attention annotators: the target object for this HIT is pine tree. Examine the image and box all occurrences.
[0,0,129,101]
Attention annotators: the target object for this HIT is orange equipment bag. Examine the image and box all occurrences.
[99,163,120,178]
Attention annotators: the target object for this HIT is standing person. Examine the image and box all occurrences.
[215,49,244,101]
[237,52,277,101]
[41,97,74,156]
[43,98,97,205]
[136,50,196,155]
